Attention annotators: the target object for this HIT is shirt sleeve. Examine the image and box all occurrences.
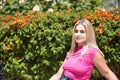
[88,48,99,65]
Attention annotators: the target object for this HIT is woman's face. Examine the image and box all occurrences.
[74,24,87,46]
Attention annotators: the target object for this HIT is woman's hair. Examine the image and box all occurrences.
[67,19,104,58]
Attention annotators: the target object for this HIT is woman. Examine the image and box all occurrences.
[49,19,118,80]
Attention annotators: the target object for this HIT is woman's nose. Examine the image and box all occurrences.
[77,32,82,37]
[77,32,81,35]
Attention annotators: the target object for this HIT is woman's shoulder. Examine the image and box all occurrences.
[88,47,99,51]
[86,47,100,62]
[87,47,99,55]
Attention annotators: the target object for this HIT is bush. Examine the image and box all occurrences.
[0,8,120,79]
[0,0,102,15]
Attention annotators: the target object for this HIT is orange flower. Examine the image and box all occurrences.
[2,47,7,51]
[21,63,25,69]
[91,19,94,22]
[66,8,73,13]
[96,8,101,14]
[103,11,108,16]
[24,19,30,24]
[1,22,6,26]
[99,17,103,21]
[1,15,11,21]
[107,13,113,18]
[18,23,25,28]
[26,13,32,18]
[95,27,99,32]
[15,11,20,16]
[98,24,104,30]
[104,45,108,50]
[10,19,20,26]
[39,12,45,17]
[9,48,14,51]
[9,41,13,46]
[114,16,120,21]
[15,40,19,44]
[99,29,103,34]
[118,32,120,37]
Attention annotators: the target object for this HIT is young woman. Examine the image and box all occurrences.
[49,19,118,80]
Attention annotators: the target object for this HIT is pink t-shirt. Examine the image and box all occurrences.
[62,46,99,80]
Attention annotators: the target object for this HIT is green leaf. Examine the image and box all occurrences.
[8,0,15,5]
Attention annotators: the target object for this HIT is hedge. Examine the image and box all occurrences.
[0,8,120,80]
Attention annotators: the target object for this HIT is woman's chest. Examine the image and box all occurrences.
[63,55,94,75]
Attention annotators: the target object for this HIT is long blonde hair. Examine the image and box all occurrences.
[67,19,104,58]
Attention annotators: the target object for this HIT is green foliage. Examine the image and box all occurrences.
[0,10,74,80]
[0,9,120,79]
[0,0,120,79]
[0,0,102,15]
[0,0,35,15]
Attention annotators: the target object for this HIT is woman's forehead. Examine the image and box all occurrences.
[75,24,85,30]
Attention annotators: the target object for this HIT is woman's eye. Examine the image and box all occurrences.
[75,30,85,33]
[80,30,85,33]
[75,30,78,33]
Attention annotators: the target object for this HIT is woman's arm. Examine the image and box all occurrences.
[93,52,118,80]
[49,53,69,80]
[49,65,64,80]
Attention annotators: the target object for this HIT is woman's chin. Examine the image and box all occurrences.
[76,40,86,45]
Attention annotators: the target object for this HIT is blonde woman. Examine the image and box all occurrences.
[49,19,118,80]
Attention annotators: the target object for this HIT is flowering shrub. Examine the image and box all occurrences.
[0,0,101,15]
[0,8,120,79]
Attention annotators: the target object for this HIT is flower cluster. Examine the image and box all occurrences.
[9,12,31,28]
[84,8,120,22]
